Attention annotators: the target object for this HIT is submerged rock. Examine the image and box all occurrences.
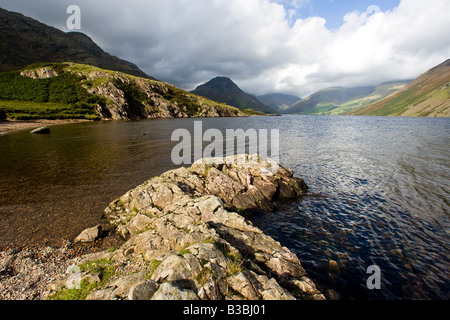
[30,126,50,134]
[49,155,324,300]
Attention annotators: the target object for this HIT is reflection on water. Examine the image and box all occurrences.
[254,115,450,300]
[0,119,181,248]
[0,115,449,299]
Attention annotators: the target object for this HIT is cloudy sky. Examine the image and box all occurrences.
[2,0,450,97]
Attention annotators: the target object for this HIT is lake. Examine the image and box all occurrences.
[0,115,449,299]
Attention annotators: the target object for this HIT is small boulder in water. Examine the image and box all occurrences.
[75,225,102,242]
[30,126,50,134]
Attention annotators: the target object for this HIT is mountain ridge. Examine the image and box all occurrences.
[257,93,301,112]
[284,86,375,114]
[283,81,411,115]
[0,8,151,79]
[349,59,450,117]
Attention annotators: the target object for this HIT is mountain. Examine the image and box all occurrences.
[349,59,450,117]
[284,86,375,115]
[284,82,410,115]
[191,77,275,114]
[0,63,246,120]
[257,93,301,112]
[0,8,150,79]
[326,81,411,115]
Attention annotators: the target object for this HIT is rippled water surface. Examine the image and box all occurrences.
[0,115,449,299]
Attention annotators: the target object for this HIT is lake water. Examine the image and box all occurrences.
[0,115,449,299]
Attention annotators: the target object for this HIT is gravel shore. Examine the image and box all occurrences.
[0,119,92,135]
[0,243,80,300]
[0,233,124,300]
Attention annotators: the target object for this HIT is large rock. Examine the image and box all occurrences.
[50,155,324,300]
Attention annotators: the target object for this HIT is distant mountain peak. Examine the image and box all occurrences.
[257,93,301,112]
[210,76,234,82]
[195,77,241,92]
[191,77,275,114]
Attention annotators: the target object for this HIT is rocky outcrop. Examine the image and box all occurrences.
[49,155,324,300]
[83,70,246,120]
[18,63,247,121]
[20,68,58,79]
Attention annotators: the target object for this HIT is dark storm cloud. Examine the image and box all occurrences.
[2,0,450,97]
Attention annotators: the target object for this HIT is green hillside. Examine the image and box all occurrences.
[0,63,246,120]
[349,59,450,117]
[328,82,410,115]
[284,86,374,115]
[0,63,104,120]
[283,82,410,115]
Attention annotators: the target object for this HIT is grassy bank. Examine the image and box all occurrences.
[0,63,104,120]
[0,100,100,120]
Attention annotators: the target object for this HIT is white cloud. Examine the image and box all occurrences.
[267,0,450,95]
[1,0,449,97]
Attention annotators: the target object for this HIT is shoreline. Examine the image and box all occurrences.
[0,155,328,300]
[0,119,93,136]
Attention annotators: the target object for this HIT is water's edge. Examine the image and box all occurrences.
[1,115,448,299]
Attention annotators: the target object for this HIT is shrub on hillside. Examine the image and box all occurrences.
[0,109,7,121]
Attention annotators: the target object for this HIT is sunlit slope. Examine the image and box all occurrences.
[349,59,450,117]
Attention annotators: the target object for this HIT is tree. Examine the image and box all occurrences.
[0,109,7,121]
